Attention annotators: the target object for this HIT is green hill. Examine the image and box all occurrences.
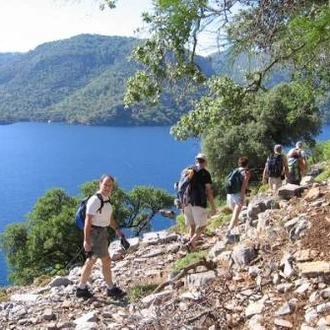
[1,34,328,125]
[0,34,213,126]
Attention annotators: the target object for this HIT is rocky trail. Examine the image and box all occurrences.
[0,171,329,329]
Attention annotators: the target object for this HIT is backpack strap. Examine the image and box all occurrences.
[95,193,110,214]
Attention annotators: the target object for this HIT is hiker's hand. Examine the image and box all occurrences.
[115,228,123,237]
[83,240,91,253]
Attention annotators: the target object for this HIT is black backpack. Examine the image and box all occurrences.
[267,153,283,178]
[75,193,110,229]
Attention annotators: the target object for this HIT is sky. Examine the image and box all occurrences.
[0,0,153,53]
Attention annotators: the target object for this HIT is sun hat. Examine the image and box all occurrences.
[195,153,207,161]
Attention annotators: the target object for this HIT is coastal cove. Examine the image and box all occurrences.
[0,122,329,287]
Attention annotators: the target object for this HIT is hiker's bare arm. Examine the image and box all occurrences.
[262,164,268,183]
[300,158,308,175]
[110,214,123,237]
[205,183,216,214]
[84,214,93,251]
[241,171,251,198]
[283,156,289,176]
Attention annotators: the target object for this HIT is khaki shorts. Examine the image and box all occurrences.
[183,204,208,228]
[91,227,109,258]
[268,177,282,192]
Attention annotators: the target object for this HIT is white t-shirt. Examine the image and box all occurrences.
[86,193,112,227]
[288,147,305,159]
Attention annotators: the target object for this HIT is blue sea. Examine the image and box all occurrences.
[0,122,329,286]
[0,123,201,286]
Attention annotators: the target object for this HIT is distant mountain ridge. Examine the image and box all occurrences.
[2,34,327,126]
[0,34,214,126]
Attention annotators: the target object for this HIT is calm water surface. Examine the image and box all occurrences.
[0,123,200,286]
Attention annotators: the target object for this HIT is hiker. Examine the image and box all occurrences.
[287,148,306,185]
[76,174,126,299]
[288,141,308,176]
[181,153,216,252]
[262,144,288,193]
[226,156,251,236]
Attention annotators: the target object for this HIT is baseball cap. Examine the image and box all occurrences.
[195,153,207,161]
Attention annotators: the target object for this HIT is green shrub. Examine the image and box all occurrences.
[314,164,330,182]
[220,205,233,215]
[127,283,159,303]
[0,289,8,303]
[33,275,52,286]
[207,213,231,231]
[168,212,187,234]
[310,140,330,163]
[258,184,269,194]
[173,251,207,272]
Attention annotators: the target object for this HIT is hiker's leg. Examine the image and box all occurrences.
[101,255,113,286]
[189,206,208,248]
[275,177,282,192]
[227,198,243,234]
[184,204,195,239]
[227,193,242,233]
[268,177,273,192]
[189,222,196,240]
[269,177,281,193]
[228,205,242,233]
[79,257,97,286]
[90,228,113,286]
[226,194,235,210]
[190,225,207,248]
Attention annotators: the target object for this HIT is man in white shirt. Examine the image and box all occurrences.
[76,174,126,299]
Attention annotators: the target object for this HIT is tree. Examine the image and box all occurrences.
[227,1,330,93]
[103,0,326,185]
[105,0,329,102]
[171,76,321,188]
[0,223,29,285]
[0,189,78,285]
[122,186,175,236]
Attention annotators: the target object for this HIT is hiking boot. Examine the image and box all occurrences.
[76,287,93,299]
[183,242,194,253]
[107,285,126,298]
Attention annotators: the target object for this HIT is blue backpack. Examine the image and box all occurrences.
[75,193,110,229]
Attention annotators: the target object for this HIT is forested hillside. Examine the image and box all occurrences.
[0,34,328,126]
[0,34,214,126]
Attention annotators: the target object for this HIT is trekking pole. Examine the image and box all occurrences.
[65,246,85,270]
